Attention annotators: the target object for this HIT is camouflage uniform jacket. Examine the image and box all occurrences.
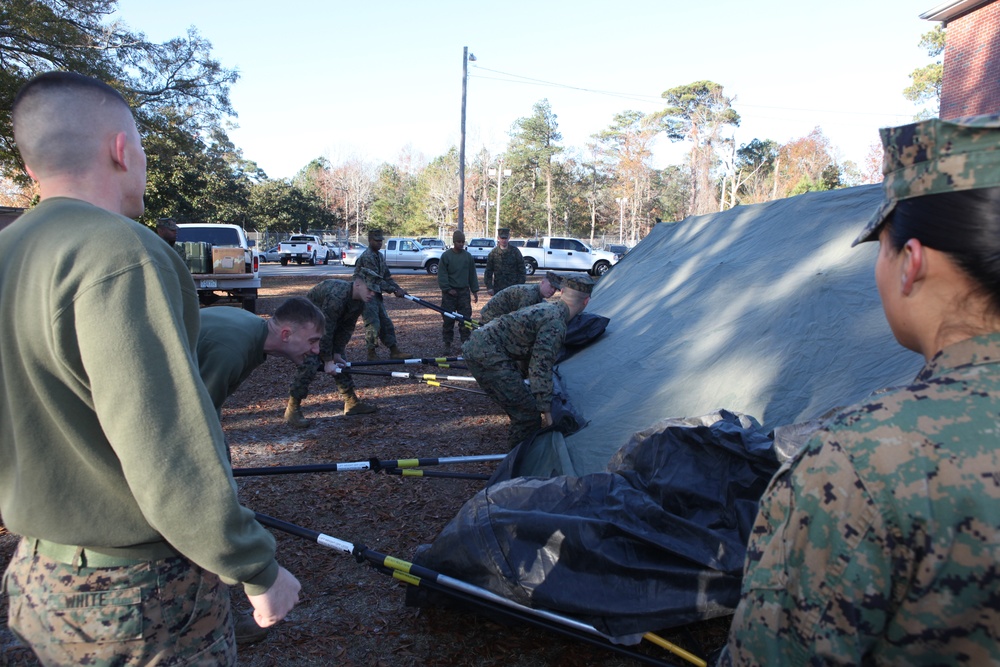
[479,283,543,324]
[306,279,365,359]
[723,332,1000,666]
[484,244,525,293]
[463,300,571,411]
[355,247,400,294]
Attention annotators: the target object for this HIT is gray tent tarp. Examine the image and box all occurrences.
[550,182,924,476]
[415,184,928,642]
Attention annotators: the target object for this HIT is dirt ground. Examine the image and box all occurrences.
[0,272,731,667]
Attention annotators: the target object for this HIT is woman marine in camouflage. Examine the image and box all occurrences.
[723,116,1000,665]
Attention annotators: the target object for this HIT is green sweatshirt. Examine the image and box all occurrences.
[437,247,480,292]
[197,307,269,415]
[0,198,277,594]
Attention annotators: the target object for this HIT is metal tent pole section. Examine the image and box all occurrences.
[253,513,705,667]
[232,454,507,478]
[344,357,465,368]
[403,294,480,329]
[337,368,478,383]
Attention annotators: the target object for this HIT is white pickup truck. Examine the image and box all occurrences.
[520,237,618,277]
[381,238,444,275]
[466,237,496,264]
[278,234,331,266]
[176,223,260,313]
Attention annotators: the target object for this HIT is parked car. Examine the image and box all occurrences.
[341,241,366,267]
[278,234,330,265]
[604,243,631,260]
[176,223,260,312]
[381,238,443,275]
[260,245,281,262]
[520,237,619,276]
[466,237,496,263]
[418,237,447,250]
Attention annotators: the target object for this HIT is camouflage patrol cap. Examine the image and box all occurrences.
[560,273,596,295]
[357,267,382,293]
[498,228,511,239]
[853,114,1000,246]
[156,217,177,231]
[544,271,562,289]
[368,228,384,241]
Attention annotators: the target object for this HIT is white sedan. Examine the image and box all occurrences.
[341,242,366,267]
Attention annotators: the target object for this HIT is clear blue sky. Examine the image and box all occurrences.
[114,0,935,179]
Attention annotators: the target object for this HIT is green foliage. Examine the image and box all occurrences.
[142,113,264,225]
[787,164,841,196]
[653,165,690,222]
[657,81,740,142]
[1,0,238,185]
[247,179,332,234]
[736,139,779,177]
[903,25,945,118]
[369,163,424,235]
[504,100,564,234]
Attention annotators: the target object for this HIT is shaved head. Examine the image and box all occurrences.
[13,72,146,217]
[13,72,134,179]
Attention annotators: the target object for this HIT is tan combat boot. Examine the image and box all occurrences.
[284,397,311,428]
[367,347,378,361]
[389,345,411,360]
[343,390,377,416]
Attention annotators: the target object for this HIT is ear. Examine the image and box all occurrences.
[280,326,292,342]
[111,131,129,172]
[900,238,926,296]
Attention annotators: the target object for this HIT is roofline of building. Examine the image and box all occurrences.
[920,0,994,22]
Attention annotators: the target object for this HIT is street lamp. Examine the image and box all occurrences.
[458,47,476,233]
[616,197,627,244]
[488,158,511,238]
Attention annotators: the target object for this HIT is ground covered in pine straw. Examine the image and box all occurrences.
[1,272,731,667]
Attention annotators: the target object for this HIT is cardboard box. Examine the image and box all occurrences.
[212,247,245,274]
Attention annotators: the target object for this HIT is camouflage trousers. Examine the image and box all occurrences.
[463,349,539,449]
[441,289,472,345]
[288,352,353,400]
[362,295,397,350]
[3,538,235,666]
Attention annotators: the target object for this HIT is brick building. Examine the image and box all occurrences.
[922,0,1000,118]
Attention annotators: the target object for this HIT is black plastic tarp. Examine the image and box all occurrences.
[414,410,780,642]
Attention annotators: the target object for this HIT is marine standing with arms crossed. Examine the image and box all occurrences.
[437,229,480,355]
[483,227,525,296]
[0,72,300,664]
[721,116,1000,665]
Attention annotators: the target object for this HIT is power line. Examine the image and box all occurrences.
[469,64,914,123]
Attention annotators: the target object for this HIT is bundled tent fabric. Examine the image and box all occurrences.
[416,410,779,639]
[415,184,928,641]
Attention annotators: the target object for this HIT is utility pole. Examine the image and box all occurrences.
[492,157,510,238]
[458,47,475,233]
[616,197,627,244]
